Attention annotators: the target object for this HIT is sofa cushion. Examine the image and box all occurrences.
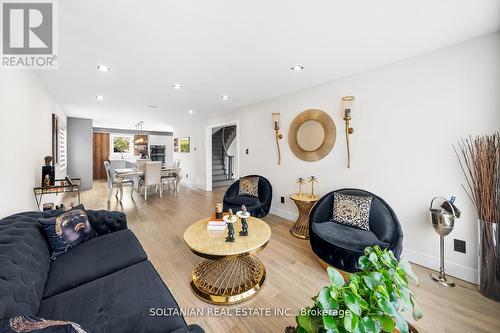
[332,193,372,231]
[38,261,187,333]
[238,176,259,197]
[0,215,51,319]
[312,221,388,253]
[224,195,260,207]
[39,209,94,260]
[43,229,147,299]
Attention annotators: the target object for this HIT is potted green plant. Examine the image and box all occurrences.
[289,246,423,333]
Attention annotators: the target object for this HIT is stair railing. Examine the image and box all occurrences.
[222,126,236,180]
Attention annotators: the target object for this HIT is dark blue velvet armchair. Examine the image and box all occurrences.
[309,188,403,273]
[223,175,272,218]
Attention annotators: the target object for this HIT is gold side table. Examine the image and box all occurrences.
[289,193,319,239]
[183,216,271,305]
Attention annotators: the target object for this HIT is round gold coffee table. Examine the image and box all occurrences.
[289,193,319,239]
[183,216,271,305]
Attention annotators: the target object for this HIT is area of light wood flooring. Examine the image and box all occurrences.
[80,180,500,333]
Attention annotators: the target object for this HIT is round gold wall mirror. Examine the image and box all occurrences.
[288,109,336,162]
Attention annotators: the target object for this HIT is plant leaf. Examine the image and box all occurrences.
[378,297,396,316]
[343,292,362,316]
[297,327,307,333]
[328,267,346,288]
[297,312,314,333]
[358,256,371,271]
[377,315,395,333]
[318,287,339,310]
[398,258,419,285]
[395,312,409,333]
[323,315,339,332]
[360,317,376,333]
[363,276,381,290]
[369,252,379,265]
[410,293,424,320]
[343,312,359,332]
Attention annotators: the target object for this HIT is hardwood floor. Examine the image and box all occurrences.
[82,180,500,333]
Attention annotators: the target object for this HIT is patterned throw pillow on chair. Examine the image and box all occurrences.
[0,316,88,332]
[238,176,259,197]
[332,192,372,231]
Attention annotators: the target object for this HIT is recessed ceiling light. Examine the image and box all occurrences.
[96,95,104,101]
[147,105,159,108]
[188,110,194,114]
[96,65,110,72]
[290,65,304,71]
[221,95,230,101]
[172,83,183,90]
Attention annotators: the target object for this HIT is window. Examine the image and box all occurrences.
[58,125,67,170]
[113,136,131,153]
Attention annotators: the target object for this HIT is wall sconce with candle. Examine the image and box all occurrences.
[272,113,283,164]
[342,96,355,168]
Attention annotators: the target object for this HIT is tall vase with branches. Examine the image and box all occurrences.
[455,132,500,301]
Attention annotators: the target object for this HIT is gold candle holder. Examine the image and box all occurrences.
[308,176,318,197]
[342,96,355,168]
[272,113,283,165]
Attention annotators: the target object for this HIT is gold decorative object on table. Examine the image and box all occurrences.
[308,176,318,196]
[290,193,319,239]
[183,216,271,305]
[272,113,283,164]
[342,96,355,168]
[288,109,336,162]
[296,177,305,197]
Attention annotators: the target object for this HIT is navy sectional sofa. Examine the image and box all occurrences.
[0,209,203,333]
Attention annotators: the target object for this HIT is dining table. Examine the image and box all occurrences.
[114,167,182,201]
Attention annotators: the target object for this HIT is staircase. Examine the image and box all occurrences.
[212,125,236,188]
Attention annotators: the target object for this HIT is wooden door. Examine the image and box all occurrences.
[93,133,110,179]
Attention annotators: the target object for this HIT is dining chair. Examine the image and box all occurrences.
[104,160,134,202]
[143,161,163,200]
[136,159,150,171]
[135,158,150,190]
[161,160,180,194]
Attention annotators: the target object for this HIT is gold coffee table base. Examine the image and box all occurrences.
[191,255,266,305]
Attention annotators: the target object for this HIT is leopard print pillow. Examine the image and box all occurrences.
[332,192,372,230]
[238,176,259,197]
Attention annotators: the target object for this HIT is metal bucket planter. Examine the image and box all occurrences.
[478,219,500,302]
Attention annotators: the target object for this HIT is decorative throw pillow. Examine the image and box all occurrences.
[332,192,372,231]
[39,208,94,260]
[0,316,88,333]
[238,176,259,197]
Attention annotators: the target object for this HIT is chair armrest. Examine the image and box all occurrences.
[86,210,127,235]
[170,325,205,333]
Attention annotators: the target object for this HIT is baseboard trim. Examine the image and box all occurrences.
[270,206,298,221]
[402,248,478,284]
[180,179,204,191]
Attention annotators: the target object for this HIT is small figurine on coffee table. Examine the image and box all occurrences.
[223,209,237,242]
[237,205,250,236]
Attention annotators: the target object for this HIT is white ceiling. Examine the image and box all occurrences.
[37,0,500,131]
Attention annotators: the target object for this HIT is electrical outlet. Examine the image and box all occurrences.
[454,239,466,253]
[245,148,249,155]
[280,196,285,204]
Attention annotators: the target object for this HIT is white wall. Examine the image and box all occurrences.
[173,33,500,283]
[0,71,66,218]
